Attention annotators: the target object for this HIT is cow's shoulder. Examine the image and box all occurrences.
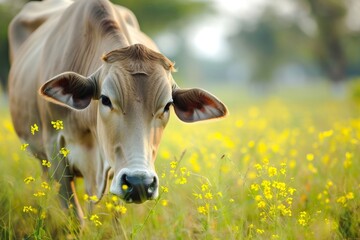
[8,0,72,61]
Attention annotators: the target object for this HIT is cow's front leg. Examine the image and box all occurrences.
[49,136,84,226]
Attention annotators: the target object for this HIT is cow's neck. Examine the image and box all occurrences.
[46,0,131,77]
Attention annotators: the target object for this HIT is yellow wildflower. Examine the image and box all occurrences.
[24,176,35,184]
[264,187,273,200]
[204,192,213,200]
[161,150,171,159]
[40,211,47,219]
[201,184,209,192]
[197,205,208,215]
[170,161,177,169]
[193,193,203,199]
[33,191,46,197]
[89,214,102,226]
[346,192,354,200]
[180,167,187,175]
[288,187,296,195]
[41,181,50,190]
[254,164,262,171]
[105,202,113,211]
[21,143,29,151]
[51,120,64,130]
[257,201,266,208]
[89,195,98,202]
[115,205,127,214]
[298,211,308,226]
[248,140,255,148]
[42,160,51,168]
[111,196,119,202]
[326,180,333,189]
[59,147,70,157]
[83,194,89,201]
[161,186,169,193]
[30,124,39,135]
[177,177,187,184]
[161,199,168,206]
[250,184,260,192]
[306,153,314,161]
[23,206,36,213]
[268,167,278,177]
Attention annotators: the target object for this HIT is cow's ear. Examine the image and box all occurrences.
[39,72,97,110]
[172,88,228,122]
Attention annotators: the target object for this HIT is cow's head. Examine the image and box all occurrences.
[40,44,227,203]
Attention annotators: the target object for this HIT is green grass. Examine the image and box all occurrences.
[0,83,359,239]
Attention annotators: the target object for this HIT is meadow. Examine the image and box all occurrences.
[0,83,359,239]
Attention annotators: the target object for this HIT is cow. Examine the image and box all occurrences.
[8,0,227,220]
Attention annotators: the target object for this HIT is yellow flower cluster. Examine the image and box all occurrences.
[84,194,98,202]
[59,147,70,157]
[167,158,190,185]
[20,143,29,151]
[250,160,295,226]
[104,195,127,215]
[24,176,35,184]
[193,183,222,216]
[23,205,37,214]
[42,159,51,168]
[336,192,355,207]
[51,120,64,130]
[298,211,309,226]
[22,175,53,221]
[89,214,102,227]
[30,123,39,135]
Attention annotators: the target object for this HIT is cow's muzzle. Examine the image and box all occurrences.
[119,171,158,203]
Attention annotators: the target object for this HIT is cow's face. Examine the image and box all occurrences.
[40,44,227,203]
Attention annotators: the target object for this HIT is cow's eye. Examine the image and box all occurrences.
[100,95,112,108]
[164,101,173,113]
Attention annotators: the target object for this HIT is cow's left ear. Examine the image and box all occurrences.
[39,72,97,110]
[172,88,228,122]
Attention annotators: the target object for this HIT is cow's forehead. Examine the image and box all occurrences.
[102,44,175,74]
[101,66,172,112]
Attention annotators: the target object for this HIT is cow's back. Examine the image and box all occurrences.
[8,1,71,156]
[8,0,72,62]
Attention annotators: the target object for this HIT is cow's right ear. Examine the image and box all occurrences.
[39,72,97,110]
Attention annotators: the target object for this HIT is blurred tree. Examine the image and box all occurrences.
[303,0,347,83]
[112,0,208,35]
[229,9,316,85]
[0,3,18,89]
[0,0,208,89]
[229,0,360,86]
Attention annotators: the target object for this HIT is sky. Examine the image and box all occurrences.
[185,0,299,61]
[187,0,268,61]
[156,0,271,61]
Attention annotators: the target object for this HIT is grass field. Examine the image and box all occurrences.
[0,83,359,239]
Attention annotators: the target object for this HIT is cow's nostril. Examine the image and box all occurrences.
[147,177,157,194]
[120,173,158,203]
[121,174,133,193]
